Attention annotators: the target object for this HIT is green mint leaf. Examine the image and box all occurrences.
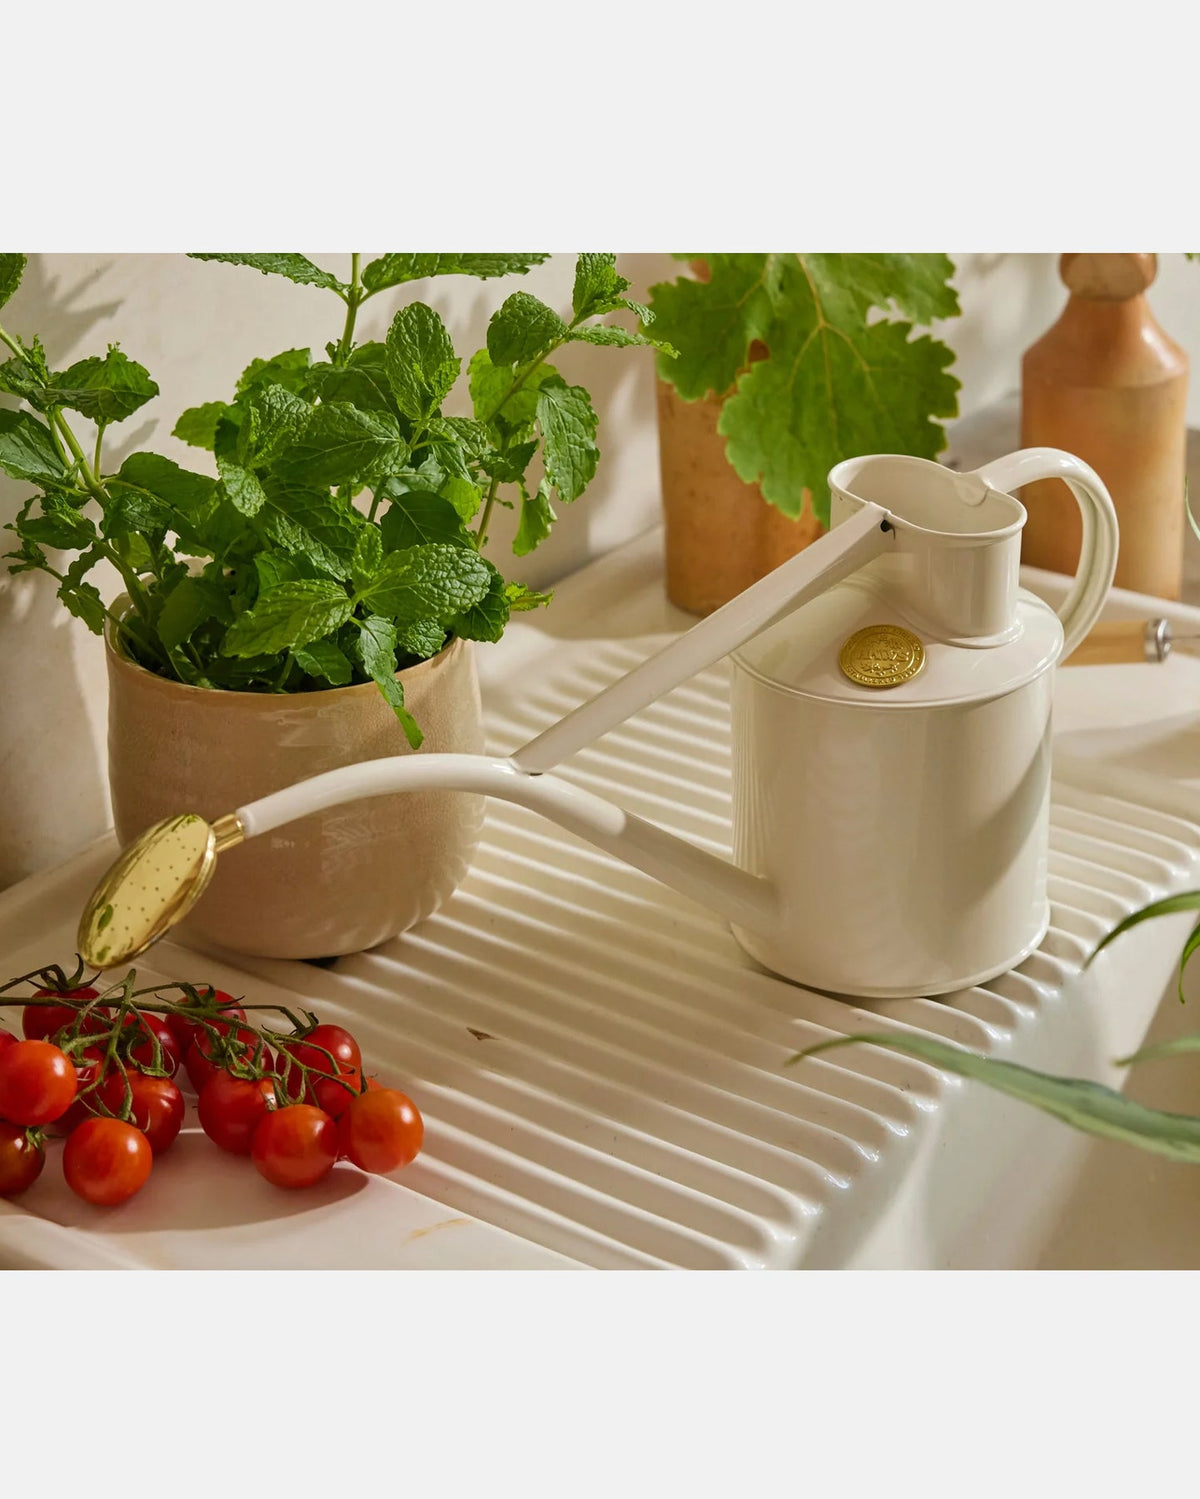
[189,253,347,295]
[648,255,775,401]
[486,292,567,367]
[468,348,559,430]
[0,254,26,311]
[481,438,537,485]
[0,409,65,483]
[614,297,654,324]
[360,541,491,625]
[308,343,397,417]
[0,337,53,411]
[259,479,368,580]
[51,347,159,424]
[293,638,353,686]
[274,401,407,488]
[351,525,383,591]
[396,619,448,658]
[216,452,268,517]
[355,614,423,748]
[513,478,555,556]
[505,581,553,611]
[235,347,313,400]
[223,579,353,657]
[173,402,230,450]
[385,303,460,422]
[379,487,474,551]
[449,559,508,643]
[716,254,959,523]
[237,383,310,469]
[114,453,216,525]
[427,415,490,457]
[57,576,107,634]
[442,476,483,523]
[361,253,550,294]
[157,575,233,652]
[536,377,598,502]
[15,493,96,550]
[571,253,629,319]
[569,325,676,355]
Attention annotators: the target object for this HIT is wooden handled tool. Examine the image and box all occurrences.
[1064,617,1189,665]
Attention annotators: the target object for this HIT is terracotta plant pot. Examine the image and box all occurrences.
[656,378,824,616]
[105,630,485,960]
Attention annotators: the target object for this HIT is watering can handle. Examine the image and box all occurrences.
[512,500,891,774]
[970,447,1119,658]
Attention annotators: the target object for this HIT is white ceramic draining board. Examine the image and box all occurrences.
[3,530,1200,1270]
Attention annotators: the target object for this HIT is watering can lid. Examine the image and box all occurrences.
[731,579,1063,708]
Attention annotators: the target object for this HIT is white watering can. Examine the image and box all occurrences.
[80,448,1118,1000]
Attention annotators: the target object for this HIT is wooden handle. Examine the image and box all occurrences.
[1063,618,1154,665]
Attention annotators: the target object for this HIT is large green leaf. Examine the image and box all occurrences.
[157,575,233,652]
[360,541,491,625]
[0,409,65,483]
[274,401,407,488]
[536,376,598,503]
[223,579,354,657]
[378,488,473,551]
[486,292,567,367]
[189,253,346,294]
[52,347,159,424]
[513,478,555,556]
[649,253,961,525]
[450,559,509,643]
[788,1032,1200,1164]
[308,343,397,417]
[258,480,368,580]
[235,347,313,400]
[362,253,549,293]
[237,383,311,469]
[355,614,422,748]
[172,401,230,451]
[385,303,460,423]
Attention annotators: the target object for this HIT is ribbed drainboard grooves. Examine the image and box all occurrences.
[263,634,1200,1270]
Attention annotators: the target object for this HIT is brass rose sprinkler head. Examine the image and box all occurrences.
[77,813,245,969]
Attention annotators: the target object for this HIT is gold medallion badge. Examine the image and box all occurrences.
[838,624,925,689]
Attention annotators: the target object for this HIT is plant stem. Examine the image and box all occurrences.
[334,253,363,367]
[474,477,501,552]
[93,421,106,479]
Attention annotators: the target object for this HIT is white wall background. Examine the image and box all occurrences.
[1,251,1197,888]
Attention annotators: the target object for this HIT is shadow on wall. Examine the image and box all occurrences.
[0,255,122,890]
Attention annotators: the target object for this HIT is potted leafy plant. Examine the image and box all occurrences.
[647,254,962,613]
[0,251,669,959]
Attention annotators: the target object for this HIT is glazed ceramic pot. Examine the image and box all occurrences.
[105,627,485,960]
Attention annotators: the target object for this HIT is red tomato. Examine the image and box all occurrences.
[47,1044,109,1137]
[251,1105,338,1189]
[276,1024,362,1102]
[121,1012,182,1077]
[0,1121,44,1196]
[62,1117,152,1206]
[198,1071,277,1155]
[185,1024,267,1093]
[337,1088,423,1174]
[165,989,246,1054]
[0,1040,78,1126]
[312,1068,364,1118]
[99,1070,186,1155]
[23,989,104,1042]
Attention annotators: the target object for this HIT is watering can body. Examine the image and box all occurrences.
[80,449,1120,1001]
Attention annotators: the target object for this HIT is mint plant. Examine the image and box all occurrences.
[0,252,670,745]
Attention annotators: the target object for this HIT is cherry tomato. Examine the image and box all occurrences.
[121,1012,182,1077]
[99,1070,186,1155]
[198,1071,277,1155]
[23,989,105,1042]
[165,989,246,1054]
[47,1045,109,1137]
[0,1121,44,1196]
[276,1024,362,1102]
[311,1068,364,1119]
[185,1024,267,1093]
[251,1105,338,1189]
[337,1088,423,1174]
[62,1117,152,1205]
[0,1040,78,1126]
